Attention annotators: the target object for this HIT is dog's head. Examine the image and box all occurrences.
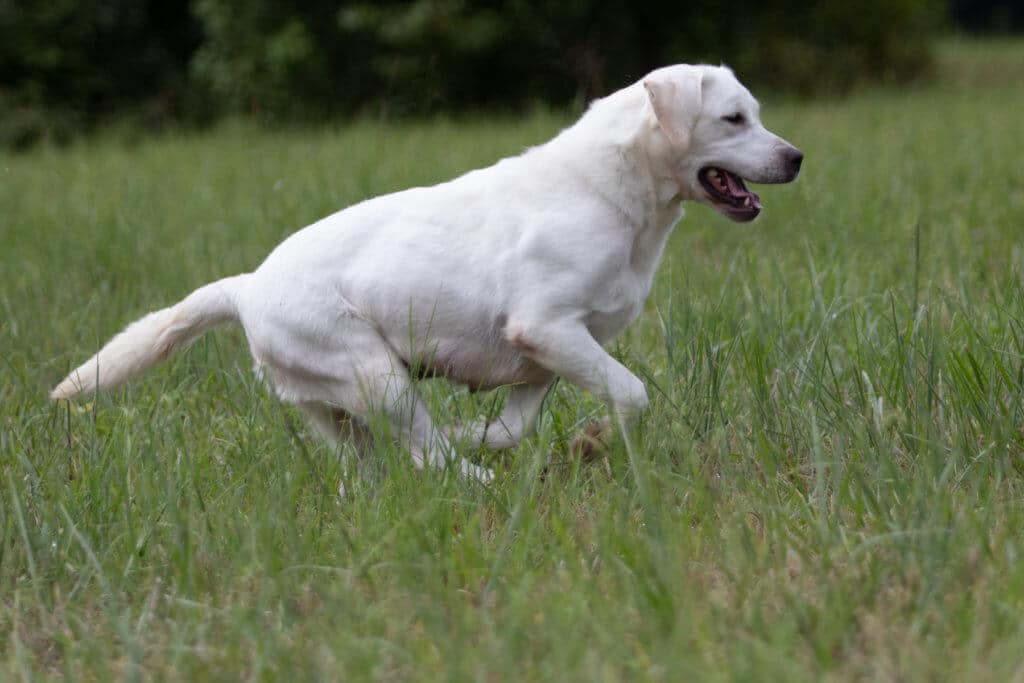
[643,65,802,222]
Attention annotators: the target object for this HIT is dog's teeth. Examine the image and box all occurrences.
[743,197,751,207]
[707,169,719,179]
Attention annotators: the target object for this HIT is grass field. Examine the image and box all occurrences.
[3,40,1024,680]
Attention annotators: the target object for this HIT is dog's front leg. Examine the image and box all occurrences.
[504,319,648,422]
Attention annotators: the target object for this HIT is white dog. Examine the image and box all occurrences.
[52,64,802,486]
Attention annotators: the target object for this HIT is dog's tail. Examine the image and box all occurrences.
[50,275,247,401]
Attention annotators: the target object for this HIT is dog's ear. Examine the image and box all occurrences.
[643,67,704,149]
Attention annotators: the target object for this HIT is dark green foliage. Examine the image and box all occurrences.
[1,0,946,144]
[717,1,945,93]
[952,0,1024,32]
[191,0,946,119]
[0,0,202,147]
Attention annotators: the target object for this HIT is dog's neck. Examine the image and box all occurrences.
[537,85,694,288]
[548,85,692,235]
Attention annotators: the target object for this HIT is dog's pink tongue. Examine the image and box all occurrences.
[724,171,762,209]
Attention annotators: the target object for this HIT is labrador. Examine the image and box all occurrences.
[51,64,802,488]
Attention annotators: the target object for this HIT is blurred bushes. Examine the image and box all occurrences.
[951,0,1024,31]
[1,0,946,147]
[189,0,946,117]
[0,0,203,147]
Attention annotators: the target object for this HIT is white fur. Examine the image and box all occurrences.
[52,64,801,487]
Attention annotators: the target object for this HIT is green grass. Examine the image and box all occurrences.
[3,39,1024,680]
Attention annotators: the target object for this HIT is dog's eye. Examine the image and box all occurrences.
[723,113,745,125]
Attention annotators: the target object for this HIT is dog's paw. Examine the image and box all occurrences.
[462,461,495,485]
[569,418,613,462]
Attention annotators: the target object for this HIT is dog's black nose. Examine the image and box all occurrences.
[787,148,804,175]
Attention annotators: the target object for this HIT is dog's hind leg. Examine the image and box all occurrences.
[298,402,373,498]
[256,315,493,489]
[300,402,372,451]
[349,358,493,484]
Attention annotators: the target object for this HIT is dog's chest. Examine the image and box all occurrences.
[583,267,651,343]
[584,222,672,342]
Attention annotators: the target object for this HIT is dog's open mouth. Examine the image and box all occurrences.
[699,167,762,222]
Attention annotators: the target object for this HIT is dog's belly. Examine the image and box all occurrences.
[397,336,552,391]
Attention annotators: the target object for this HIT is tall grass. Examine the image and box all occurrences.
[2,40,1024,680]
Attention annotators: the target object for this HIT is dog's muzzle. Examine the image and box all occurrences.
[698,146,803,222]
